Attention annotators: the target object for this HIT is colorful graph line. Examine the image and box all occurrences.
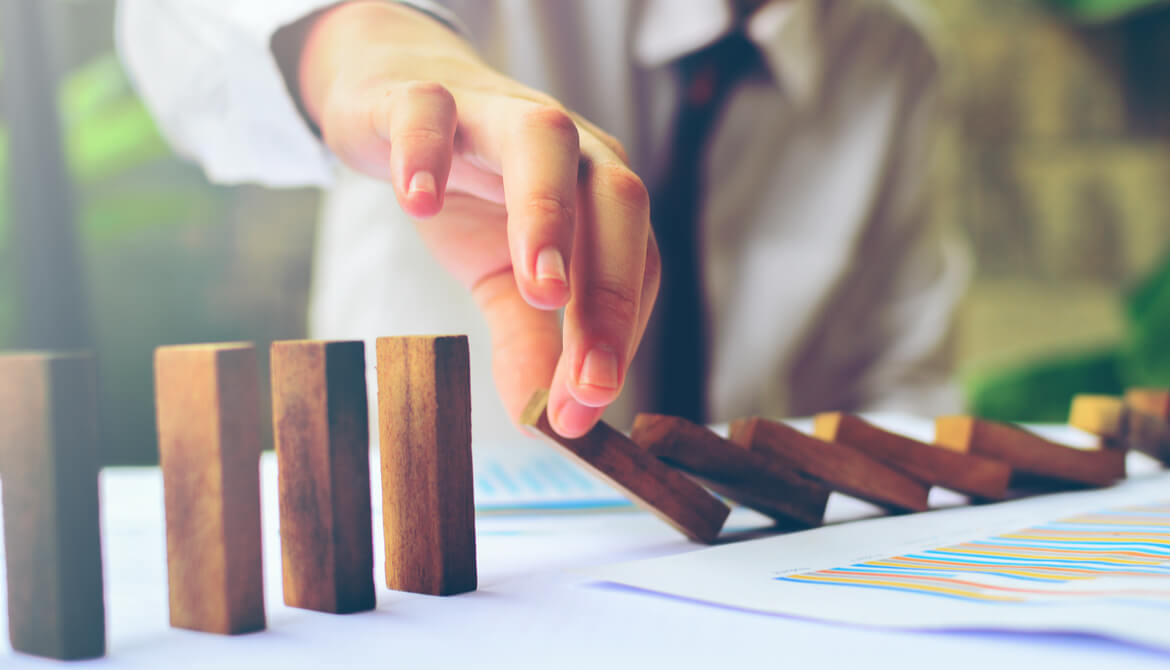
[781,503,1170,605]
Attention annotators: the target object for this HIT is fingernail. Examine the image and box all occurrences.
[409,171,436,197]
[551,396,602,438]
[535,247,567,285]
[579,345,620,390]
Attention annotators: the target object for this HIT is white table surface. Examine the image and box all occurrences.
[4,442,1170,669]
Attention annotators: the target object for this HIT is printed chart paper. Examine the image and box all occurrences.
[586,471,1170,650]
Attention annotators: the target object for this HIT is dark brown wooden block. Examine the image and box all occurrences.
[813,412,1012,500]
[630,414,828,528]
[521,392,730,543]
[376,335,476,595]
[0,352,104,660]
[934,416,1126,488]
[728,417,929,513]
[154,343,266,634]
[1125,388,1170,420]
[271,340,375,613]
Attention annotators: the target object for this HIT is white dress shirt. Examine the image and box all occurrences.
[116,0,970,440]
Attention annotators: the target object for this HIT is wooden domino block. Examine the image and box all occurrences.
[935,416,1125,488]
[812,413,1011,500]
[271,340,375,613]
[728,418,929,513]
[1068,395,1126,446]
[1070,393,1170,463]
[522,392,730,543]
[376,336,476,595]
[0,353,104,660]
[1125,388,1170,420]
[154,343,266,634]
[630,414,828,528]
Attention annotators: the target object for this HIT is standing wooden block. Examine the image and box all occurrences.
[0,353,104,660]
[154,343,265,634]
[812,413,1012,500]
[522,392,730,543]
[728,418,929,513]
[377,335,476,596]
[272,340,375,613]
[1125,388,1170,420]
[630,414,829,529]
[934,416,1125,488]
[1070,394,1170,463]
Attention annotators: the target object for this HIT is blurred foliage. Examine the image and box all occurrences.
[970,246,1170,421]
[1045,0,1170,21]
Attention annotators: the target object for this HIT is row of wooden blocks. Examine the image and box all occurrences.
[0,336,477,660]
[521,391,1158,546]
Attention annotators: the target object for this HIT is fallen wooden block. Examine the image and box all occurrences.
[935,416,1125,488]
[522,391,730,543]
[0,352,105,660]
[630,413,829,528]
[377,335,477,596]
[154,343,266,634]
[271,340,375,613]
[728,417,929,513]
[812,413,1011,500]
[1125,388,1170,420]
[1069,393,1170,463]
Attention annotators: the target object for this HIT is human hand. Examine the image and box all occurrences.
[293,1,660,437]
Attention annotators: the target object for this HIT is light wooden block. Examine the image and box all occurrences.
[934,416,1125,488]
[376,335,476,596]
[728,417,929,513]
[154,343,266,634]
[630,414,828,528]
[1068,395,1126,444]
[813,413,1011,500]
[271,340,375,613]
[521,392,730,543]
[1070,392,1170,464]
[0,352,104,660]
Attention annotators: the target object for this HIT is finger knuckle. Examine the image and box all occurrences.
[395,126,448,146]
[526,193,575,225]
[596,162,649,211]
[587,277,640,326]
[520,106,580,147]
[399,80,455,107]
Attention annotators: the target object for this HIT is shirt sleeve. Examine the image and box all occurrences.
[114,0,465,188]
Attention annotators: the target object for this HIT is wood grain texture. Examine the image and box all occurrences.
[934,416,1126,488]
[630,414,828,528]
[812,413,1011,500]
[271,340,375,613]
[728,417,929,513]
[522,392,730,543]
[1125,388,1170,420]
[0,352,104,660]
[154,343,266,634]
[376,335,476,596]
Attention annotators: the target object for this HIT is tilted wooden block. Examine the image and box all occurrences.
[1125,388,1170,420]
[522,392,730,543]
[813,413,1011,500]
[1069,393,1170,464]
[154,343,266,634]
[728,418,929,513]
[630,414,828,528]
[934,416,1125,488]
[271,340,375,613]
[0,353,105,660]
[377,335,476,596]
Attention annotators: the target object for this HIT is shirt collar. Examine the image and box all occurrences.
[633,0,822,107]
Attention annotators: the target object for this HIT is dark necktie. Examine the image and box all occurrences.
[644,31,763,423]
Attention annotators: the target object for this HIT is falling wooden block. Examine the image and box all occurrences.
[812,413,1012,500]
[0,352,104,660]
[630,414,828,528]
[377,335,476,595]
[728,418,929,513]
[154,343,266,634]
[935,416,1125,488]
[1070,393,1170,463]
[522,391,730,543]
[271,340,375,613]
[1125,388,1170,420]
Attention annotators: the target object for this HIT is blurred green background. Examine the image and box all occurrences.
[0,0,1168,464]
